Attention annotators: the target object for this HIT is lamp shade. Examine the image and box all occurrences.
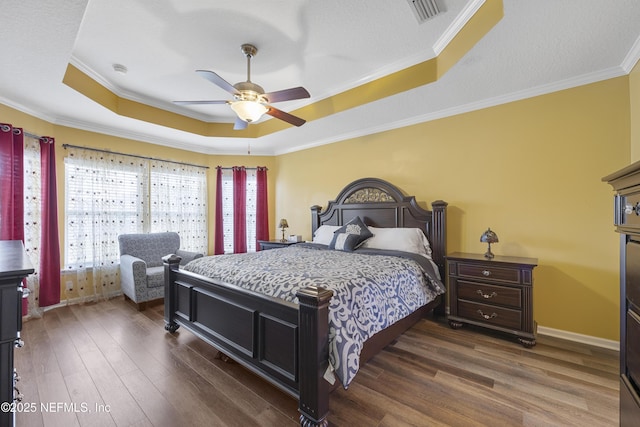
[230,100,268,122]
[480,228,499,244]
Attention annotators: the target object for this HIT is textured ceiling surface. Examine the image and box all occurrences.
[1,0,639,155]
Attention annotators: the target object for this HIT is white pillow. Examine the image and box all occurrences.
[360,227,432,258]
[312,225,341,245]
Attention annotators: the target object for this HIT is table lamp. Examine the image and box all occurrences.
[279,219,289,242]
[480,227,499,259]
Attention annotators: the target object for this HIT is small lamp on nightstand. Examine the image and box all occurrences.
[279,218,289,242]
[480,227,499,259]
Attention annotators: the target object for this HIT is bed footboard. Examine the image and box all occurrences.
[163,254,333,427]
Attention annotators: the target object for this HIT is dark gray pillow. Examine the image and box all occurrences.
[329,216,373,251]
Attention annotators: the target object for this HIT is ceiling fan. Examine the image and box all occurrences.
[174,43,310,130]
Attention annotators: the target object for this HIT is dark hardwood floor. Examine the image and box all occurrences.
[13,297,618,426]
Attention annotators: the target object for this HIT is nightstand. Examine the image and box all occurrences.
[447,252,538,347]
[258,240,299,250]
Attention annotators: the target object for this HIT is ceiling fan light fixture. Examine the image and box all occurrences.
[175,43,309,129]
[230,100,268,122]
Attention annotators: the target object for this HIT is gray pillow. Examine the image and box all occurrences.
[329,216,373,251]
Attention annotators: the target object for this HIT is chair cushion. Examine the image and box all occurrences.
[146,266,165,288]
[118,232,181,267]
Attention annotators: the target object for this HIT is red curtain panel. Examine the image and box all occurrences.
[38,137,61,307]
[255,166,269,249]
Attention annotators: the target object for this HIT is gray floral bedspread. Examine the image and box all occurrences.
[183,243,445,388]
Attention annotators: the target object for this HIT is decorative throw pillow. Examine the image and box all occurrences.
[329,216,373,251]
[312,225,341,245]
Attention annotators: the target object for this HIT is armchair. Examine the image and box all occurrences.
[118,232,204,310]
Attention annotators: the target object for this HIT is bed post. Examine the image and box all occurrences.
[310,205,322,237]
[163,254,182,333]
[431,200,448,316]
[296,286,333,427]
[430,200,447,275]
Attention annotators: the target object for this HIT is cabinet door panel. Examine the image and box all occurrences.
[627,310,640,389]
[0,285,19,342]
[626,240,640,309]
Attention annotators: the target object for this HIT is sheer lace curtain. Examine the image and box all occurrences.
[2,129,60,317]
[64,148,208,303]
[65,149,148,302]
[149,160,207,254]
[23,135,42,315]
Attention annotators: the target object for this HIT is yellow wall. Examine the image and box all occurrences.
[275,77,630,341]
[0,73,634,342]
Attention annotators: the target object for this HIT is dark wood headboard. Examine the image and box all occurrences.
[310,177,447,277]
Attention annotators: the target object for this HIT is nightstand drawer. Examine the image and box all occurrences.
[258,240,298,250]
[457,280,522,309]
[622,191,640,229]
[457,300,522,330]
[457,263,520,284]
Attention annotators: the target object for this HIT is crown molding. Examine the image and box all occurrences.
[621,34,640,73]
[433,0,485,55]
[275,64,628,156]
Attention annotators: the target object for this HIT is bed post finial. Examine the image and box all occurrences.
[296,285,333,427]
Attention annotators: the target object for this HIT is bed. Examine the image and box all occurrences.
[163,177,447,426]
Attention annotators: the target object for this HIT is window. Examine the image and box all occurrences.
[220,168,258,253]
[64,149,207,269]
[149,160,208,252]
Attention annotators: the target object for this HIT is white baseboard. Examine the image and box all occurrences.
[444,306,619,351]
[537,325,619,351]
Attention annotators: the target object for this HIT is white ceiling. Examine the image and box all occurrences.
[1,0,640,156]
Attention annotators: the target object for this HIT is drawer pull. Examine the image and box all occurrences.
[625,202,640,216]
[476,290,498,299]
[477,310,498,320]
[482,270,491,276]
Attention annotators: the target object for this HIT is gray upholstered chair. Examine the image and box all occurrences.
[118,232,204,310]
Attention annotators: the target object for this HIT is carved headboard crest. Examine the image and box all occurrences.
[344,188,395,203]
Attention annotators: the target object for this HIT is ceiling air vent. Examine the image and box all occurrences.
[407,0,441,23]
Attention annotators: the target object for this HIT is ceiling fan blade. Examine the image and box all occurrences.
[233,117,248,130]
[173,100,228,105]
[196,70,240,96]
[265,106,306,127]
[263,87,310,103]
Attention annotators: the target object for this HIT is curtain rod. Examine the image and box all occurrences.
[216,166,268,171]
[62,144,209,169]
[24,131,41,139]
[1,125,43,140]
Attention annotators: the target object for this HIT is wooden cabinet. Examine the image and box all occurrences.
[447,252,538,347]
[0,241,34,426]
[603,161,640,426]
[258,240,299,251]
